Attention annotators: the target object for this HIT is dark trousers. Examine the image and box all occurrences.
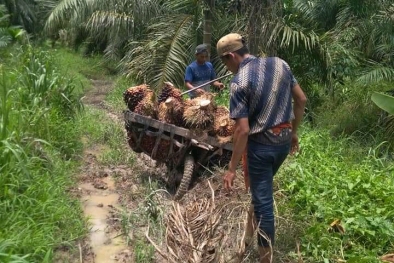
[247,142,290,247]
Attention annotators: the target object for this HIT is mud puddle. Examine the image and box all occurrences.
[80,174,131,262]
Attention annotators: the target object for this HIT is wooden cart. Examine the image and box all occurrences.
[123,110,233,200]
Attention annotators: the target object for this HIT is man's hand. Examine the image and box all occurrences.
[217,83,225,90]
[290,133,299,155]
[195,88,205,96]
[213,81,225,91]
[223,169,236,190]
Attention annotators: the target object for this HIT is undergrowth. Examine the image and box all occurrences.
[277,127,394,262]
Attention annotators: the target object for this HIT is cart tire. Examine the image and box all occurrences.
[174,154,194,200]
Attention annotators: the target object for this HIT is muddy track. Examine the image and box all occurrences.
[72,78,264,263]
[77,79,134,263]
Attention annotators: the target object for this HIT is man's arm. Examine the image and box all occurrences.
[185,81,204,95]
[185,66,203,95]
[209,63,224,90]
[185,81,194,90]
[291,84,307,134]
[223,117,249,190]
[228,118,249,173]
[291,84,307,154]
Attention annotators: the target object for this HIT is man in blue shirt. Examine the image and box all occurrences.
[184,44,224,98]
[216,33,307,263]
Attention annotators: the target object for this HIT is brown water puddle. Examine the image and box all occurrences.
[80,176,130,262]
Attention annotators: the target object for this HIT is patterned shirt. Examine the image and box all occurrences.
[229,56,297,145]
[184,61,216,97]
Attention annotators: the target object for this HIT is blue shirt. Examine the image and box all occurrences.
[184,61,216,97]
[229,56,298,144]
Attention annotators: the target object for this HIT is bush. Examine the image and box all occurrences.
[314,81,393,149]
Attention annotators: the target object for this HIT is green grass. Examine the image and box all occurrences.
[77,106,135,165]
[117,176,164,263]
[0,45,88,262]
[106,76,135,113]
[276,126,394,262]
[50,47,110,93]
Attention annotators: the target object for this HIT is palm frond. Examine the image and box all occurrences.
[384,115,394,141]
[294,0,341,30]
[357,62,394,85]
[278,23,320,52]
[5,0,36,27]
[0,5,10,25]
[210,12,245,76]
[163,0,200,14]
[0,34,11,48]
[122,14,195,91]
[87,10,133,35]
[44,0,89,34]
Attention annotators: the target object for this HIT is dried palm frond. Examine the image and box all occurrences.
[147,182,224,262]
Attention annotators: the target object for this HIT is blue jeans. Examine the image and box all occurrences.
[247,142,290,247]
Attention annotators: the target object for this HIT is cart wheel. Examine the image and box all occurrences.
[174,154,194,200]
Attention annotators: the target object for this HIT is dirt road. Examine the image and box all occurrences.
[65,78,264,263]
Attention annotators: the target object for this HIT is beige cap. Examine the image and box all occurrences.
[216,33,245,57]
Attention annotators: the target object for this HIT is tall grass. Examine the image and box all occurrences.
[0,46,86,262]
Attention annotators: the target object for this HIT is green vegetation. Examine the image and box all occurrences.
[278,128,394,262]
[106,76,133,113]
[78,106,135,165]
[0,0,393,262]
[0,46,86,262]
[117,177,163,263]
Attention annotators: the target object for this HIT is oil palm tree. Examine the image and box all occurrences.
[45,0,162,53]
[0,5,12,48]
[0,4,26,48]
[0,0,36,33]
[0,0,57,35]
[120,0,242,91]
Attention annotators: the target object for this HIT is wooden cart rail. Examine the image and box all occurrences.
[123,110,233,151]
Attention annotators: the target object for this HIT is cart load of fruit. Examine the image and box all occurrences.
[123,82,234,157]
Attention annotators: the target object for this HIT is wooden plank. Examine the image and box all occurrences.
[123,110,233,151]
[124,110,191,137]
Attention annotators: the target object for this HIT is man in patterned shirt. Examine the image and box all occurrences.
[216,33,307,262]
[184,44,224,98]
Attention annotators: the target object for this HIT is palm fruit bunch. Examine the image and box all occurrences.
[212,106,235,141]
[158,97,185,127]
[183,97,215,130]
[157,82,183,104]
[198,92,217,108]
[134,90,158,118]
[123,84,150,111]
[139,135,178,162]
[126,130,143,153]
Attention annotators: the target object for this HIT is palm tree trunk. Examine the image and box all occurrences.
[244,0,282,56]
[203,0,214,60]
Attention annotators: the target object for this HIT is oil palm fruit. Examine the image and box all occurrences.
[134,90,157,118]
[123,84,150,111]
[212,106,234,138]
[158,82,183,104]
[183,97,214,130]
[158,97,185,126]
